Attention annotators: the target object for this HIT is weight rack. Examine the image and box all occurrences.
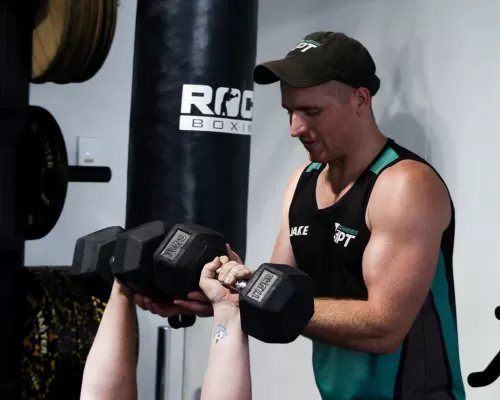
[0,2,114,399]
[0,2,32,399]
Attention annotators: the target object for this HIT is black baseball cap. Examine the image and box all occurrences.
[253,31,380,96]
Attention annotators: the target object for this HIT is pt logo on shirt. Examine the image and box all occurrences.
[333,223,358,247]
[290,226,309,236]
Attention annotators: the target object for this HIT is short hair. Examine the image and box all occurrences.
[323,80,356,104]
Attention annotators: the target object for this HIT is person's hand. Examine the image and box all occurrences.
[134,293,212,317]
[198,246,253,309]
[215,246,253,288]
[134,244,243,317]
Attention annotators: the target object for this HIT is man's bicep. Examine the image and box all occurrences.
[362,227,441,331]
[362,161,451,338]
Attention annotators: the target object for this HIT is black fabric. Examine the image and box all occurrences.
[253,31,380,95]
[126,0,258,262]
[288,139,461,398]
[394,294,456,399]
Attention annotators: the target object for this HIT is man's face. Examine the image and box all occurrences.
[281,82,358,163]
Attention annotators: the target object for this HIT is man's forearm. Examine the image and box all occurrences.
[80,282,138,400]
[201,306,251,400]
[302,299,400,354]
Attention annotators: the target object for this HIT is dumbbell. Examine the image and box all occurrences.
[71,222,174,303]
[109,221,197,329]
[111,221,170,302]
[108,221,226,299]
[153,223,228,298]
[226,262,314,343]
[69,226,142,361]
[153,223,315,343]
[70,226,124,300]
[71,223,195,328]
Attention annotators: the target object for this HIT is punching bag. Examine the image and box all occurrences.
[126,0,258,263]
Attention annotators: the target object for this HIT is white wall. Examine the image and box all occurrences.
[26,0,500,399]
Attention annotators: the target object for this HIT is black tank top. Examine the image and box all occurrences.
[289,139,466,400]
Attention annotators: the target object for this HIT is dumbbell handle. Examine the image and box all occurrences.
[221,278,248,293]
[68,166,112,182]
[233,280,248,291]
[220,264,282,299]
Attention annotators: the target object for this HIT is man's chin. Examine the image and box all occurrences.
[307,151,327,164]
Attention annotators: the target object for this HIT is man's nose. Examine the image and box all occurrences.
[290,113,308,137]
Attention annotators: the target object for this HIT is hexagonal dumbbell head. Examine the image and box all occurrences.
[111,221,170,302]
[238,263,315,344]
[153,223,228,299]
[70,226,124,300]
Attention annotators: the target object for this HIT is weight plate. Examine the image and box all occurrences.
[17,106,69,241]
[50,0,87,84]
[73,0,104,83]
[31,0,71,83]
[79,0,118,82]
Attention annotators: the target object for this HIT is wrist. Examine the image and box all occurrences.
[112,280,134,300]
[213,304,241,323]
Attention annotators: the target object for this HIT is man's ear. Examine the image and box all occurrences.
[354,87,371,115]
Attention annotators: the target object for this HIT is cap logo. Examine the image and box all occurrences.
[291,39,321,53]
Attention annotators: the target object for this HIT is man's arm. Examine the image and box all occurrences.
[201,305,251,400]
[270,164,306,266]
[80,281,138,400]
[302,161,452,353]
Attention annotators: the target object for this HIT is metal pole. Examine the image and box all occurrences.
[155,326,185,400]
[0,1,32,398]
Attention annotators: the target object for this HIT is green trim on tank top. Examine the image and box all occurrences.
[369,147,399,175]
[306,162,323,172]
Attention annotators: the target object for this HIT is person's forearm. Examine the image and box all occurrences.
[302,299,400,354]
[80,282,138,400]
[201,306,251,400]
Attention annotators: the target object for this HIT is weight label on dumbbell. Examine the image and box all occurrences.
[247,270,279,303]
[161,229,191,261]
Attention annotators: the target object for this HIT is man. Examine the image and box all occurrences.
[80,252,252,400]
[139,31,466,399]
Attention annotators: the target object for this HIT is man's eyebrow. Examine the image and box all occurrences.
[282,104,321,111]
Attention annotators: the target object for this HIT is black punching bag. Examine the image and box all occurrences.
[126,0,259,264]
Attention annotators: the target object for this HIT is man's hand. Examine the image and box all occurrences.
[135,293,213,317]
[134,244,244,318]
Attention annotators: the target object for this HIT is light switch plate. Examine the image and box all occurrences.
[77,137,99,166]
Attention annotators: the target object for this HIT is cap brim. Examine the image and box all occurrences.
[253,58,328,87]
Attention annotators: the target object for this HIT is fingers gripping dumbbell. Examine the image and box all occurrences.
[153,223,315,343]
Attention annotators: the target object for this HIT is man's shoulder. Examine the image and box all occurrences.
[377,159,447,192]
[368,159,451,229]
